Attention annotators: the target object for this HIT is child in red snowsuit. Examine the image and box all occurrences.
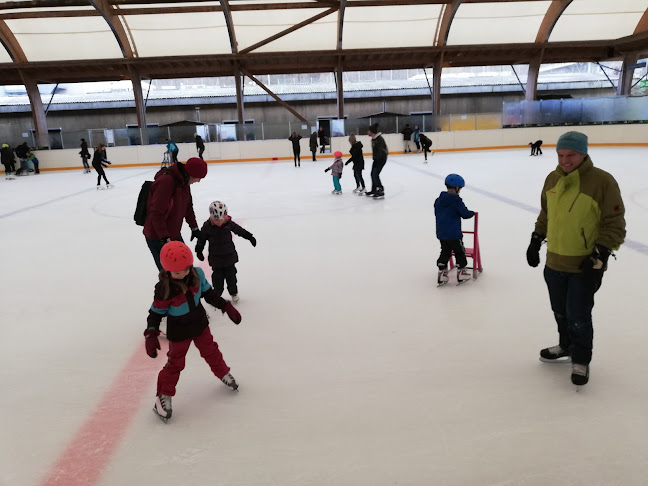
[144,241,242,422]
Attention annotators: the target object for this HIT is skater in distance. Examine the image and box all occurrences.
[526,131,625,386]
[366,123,388,198]
[195,201,257,303]
[345,133,365,195]
[145,241,242,422]
[92,143,112,189]
[435,174,475,285]
[529,140,543,156]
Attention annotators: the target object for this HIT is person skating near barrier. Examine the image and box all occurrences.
[526,131,626,386]
[419,133,433,162]
[92,143,112,189]
[345,133,365,195]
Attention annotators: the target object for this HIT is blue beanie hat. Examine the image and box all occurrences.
[556,131,588,155]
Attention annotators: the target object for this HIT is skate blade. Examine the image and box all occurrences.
[539,356,572,363]
[153,407,170,423]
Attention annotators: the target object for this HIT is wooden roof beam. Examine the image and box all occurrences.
[0,19,27,62]
[536,0,571,43]
[90,0,135,58]
[220,0,238,54]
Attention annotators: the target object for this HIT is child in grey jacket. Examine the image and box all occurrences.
[324,151,344,195]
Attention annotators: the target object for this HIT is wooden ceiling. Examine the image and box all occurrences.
[0,0,647,85]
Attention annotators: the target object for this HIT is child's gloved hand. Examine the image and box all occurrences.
[324,168,330,172]
[196,251,204,261]
[249,236,257,247]
[222,301,241,325]
[144,329,161,358]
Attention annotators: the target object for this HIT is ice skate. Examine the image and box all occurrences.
[153,394,172,422]
[539,345,571,363]
[371,191,384,199]
[571,363,589,386]
[457,268,471,284]
[356,188,366,195]
[364,191,375,197]
[106,183,114,189]
[221,372,239,391]
[231,294,239,303]
[96,185,105,190]
[437,269,449,286]
[352,187,360,194]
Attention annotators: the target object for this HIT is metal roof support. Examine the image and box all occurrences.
[239,7,338,54]
[44,83,59,115]
[432,58,442,117]
[235,68,246,129]
[129,68,149,145]
[240,68,307,122]
[617,53,639,96]
[510,65,526,96]
[595,62,617,91]
[21,75,49,148]
[337,0,347,50]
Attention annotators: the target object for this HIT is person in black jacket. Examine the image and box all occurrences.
[92,143,112,189]
[195,201,257,302]
[309,131,318,161]
[344,133,365,194]
[401,124,414,153]
[195,133,205,159]
[15,142,30,176]
[80,138,91,173]
[1,143,16,179]
[419,133,433,162]
[318,126,327,153]
[366,123,388,198]
[288,131,302,167]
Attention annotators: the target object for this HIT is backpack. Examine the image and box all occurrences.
[134,168,175,226]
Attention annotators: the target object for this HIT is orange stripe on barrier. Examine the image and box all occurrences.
[40,341,165,486]
[25,143,648,173]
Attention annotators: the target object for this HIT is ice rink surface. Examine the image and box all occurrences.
[1,147,648,486]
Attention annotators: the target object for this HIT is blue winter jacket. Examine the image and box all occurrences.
[434,191,474,240]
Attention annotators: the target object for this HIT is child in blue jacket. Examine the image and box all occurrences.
[434,174,475,284]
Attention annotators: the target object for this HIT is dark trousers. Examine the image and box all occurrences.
[157,326,230,396]
[81,155,90,169]
[146,235,184,271]
[94,166,109,185]
[311,150,317,161]
[212,265,238,297]
[423,146,432,160]
[293,150,301,167]
[543,266,603,365]
[437,239,467,269]
[198,147,204,159]
[319,140,326,153]
[171,150,179,163]
[414,140,420,151]
[353,168,365,189]
[370,160,386,193]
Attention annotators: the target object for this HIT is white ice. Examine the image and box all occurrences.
[1,148,648,486]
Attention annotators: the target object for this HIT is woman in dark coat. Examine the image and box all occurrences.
[309,131,318,161]
[288,132,302,167]
[92,143,112,188]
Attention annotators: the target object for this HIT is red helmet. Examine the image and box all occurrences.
[160,241,194,272]
[334,151,343,157]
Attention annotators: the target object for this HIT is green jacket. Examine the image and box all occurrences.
[534,156,625,273]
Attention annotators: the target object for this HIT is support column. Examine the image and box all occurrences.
[526,57,541,101]
[617,53,639,96]
[235,69,245,124]
[22,76,49,148]
[336,60,344,120]
[130,69,149,145]
[432,58,442,116]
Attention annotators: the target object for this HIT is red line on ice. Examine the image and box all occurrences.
[40,340,167,486]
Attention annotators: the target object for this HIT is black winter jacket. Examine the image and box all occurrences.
[196,217,254,268]
[346,141,365,170]
[371,134,388,165]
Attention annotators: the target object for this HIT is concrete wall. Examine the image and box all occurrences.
[30,124,648,172]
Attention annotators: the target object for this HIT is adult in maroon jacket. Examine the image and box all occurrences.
[144,157,208,270]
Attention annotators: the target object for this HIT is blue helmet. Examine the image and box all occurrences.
[445,174,465,188]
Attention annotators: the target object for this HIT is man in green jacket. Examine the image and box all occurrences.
[526,131,626,386]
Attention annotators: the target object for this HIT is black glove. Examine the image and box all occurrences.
[526,232,545,267]
[159,236,171,246]
[581,244,612,279]
[196,251,204,261]
[345,161,351,166]
[324,167,330,172]
[190,228,201,241]
[249,236,257,247]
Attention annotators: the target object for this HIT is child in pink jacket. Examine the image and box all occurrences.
[324,151,344,195]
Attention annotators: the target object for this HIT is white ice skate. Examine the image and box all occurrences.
[106,184,114,189]
[221,372,239,391]
[153,394,172,422]
[437,269,449,286]
[231,294,240,303]
[96,185,105,190]
[457,268,471,284]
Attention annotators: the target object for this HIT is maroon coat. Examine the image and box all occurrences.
[143,163,198,240]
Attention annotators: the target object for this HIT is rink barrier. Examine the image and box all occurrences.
[9,125,648,173]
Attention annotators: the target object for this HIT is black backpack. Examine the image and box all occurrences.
[134,168,175,226]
